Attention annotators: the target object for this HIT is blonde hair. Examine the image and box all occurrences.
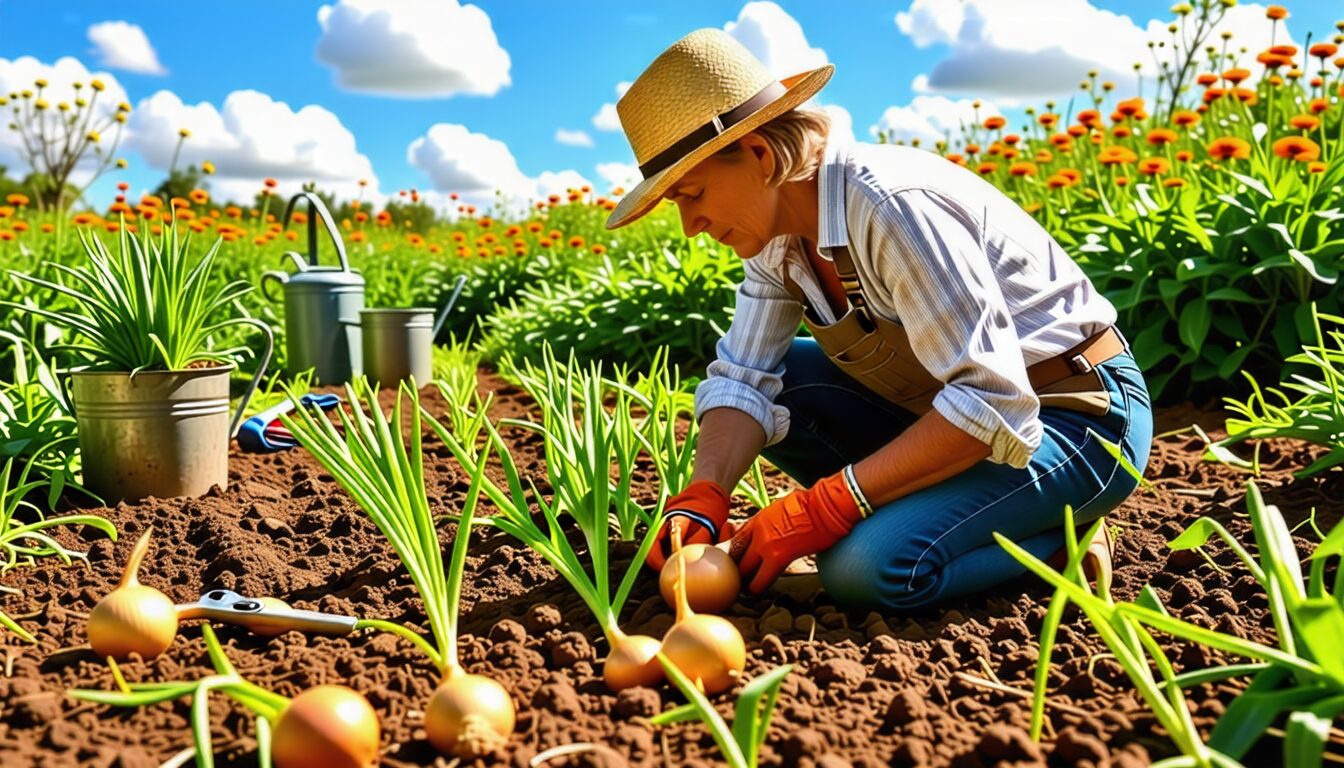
[714,108,831,185]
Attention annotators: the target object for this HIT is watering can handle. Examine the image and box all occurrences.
[260,271,288,303]
[281,191,350,272]
[229,318,276,440]
[432,274,469,339]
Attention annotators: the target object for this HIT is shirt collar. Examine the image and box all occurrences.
[815,131,850,257]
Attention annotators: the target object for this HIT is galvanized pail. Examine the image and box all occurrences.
[71,323,272,502]
[356,309,434,388]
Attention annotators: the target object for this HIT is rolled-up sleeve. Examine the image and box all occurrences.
[863,188,1042,467]
[693,252,802,447]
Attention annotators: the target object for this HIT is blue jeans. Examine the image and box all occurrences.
[760,336,1153,612]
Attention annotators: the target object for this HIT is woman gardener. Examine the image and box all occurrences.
[607,29,1154,611]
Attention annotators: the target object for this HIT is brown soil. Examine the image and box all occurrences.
[0,371,1337,768]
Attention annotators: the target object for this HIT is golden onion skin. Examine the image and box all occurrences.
[602,633,663,691]
[659,544,740,614]
[249,597,293,638]
[425,672,515,758]
[271,685,380,768]
[661,614,746,695]
[87,584,178,660]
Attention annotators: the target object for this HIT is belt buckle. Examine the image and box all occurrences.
[1068,353,1094,376]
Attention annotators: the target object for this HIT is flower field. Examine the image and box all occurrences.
[2,2,1344,766]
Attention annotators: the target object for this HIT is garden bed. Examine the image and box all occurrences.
[0,370,1338,768]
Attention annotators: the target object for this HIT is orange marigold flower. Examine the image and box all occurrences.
[976,162,998,175]
[1308,161,1327,173]
[1037,113,1058,127]
[1265,5,1287,20]
[964,143,980,154]
[1009,161,1038,177]
[189,188,209,205]
[505,225,521,237]
[1067,124,1088,137]
[493,246,505,256]
[527,221,543,233]
[1269,45,1297,57]
[592,244,607,255]
[1112,126,1132,138]
[1207,136,1251,159]
[547,194,561,204]
[40,223,54,233]
[140,194,162,208]
[549,229,562,240]
[1309,43,1338,59]
[1003,134,1021,146]
[1146,128,1178,145]
[1256,51,1290,69]
[1116,97,1145,117]
[1273,136,1321,161]
[1175,150,1193,162]
[568,236,585,248]
[1173,110,1201,127]
[5,193,28,206]
[171,196,190,209]
[1231,87,1257,105]
[1114,176,1129,187]
[1058,168,1082,182]
[1163,178,1186,188]
[1034,149,1052,163]
[1046,174,1074,189]
[12,221,27,232]
[983,116,1006,130]
[1002,148,1019,160]
[1049,133,1072,147]
[945,153,966,166]
[1309,97,1329,114]
[1196,73,1218,86]
[0,230,13,241]
[538,238,552,248]
[1139,157,1170,175]
[1076,110,1101,127]
[263,178,277,189]
[1203,87,1226,103]
[1290,114,1320,130]
[73,213,95,225]
[1098,146,1138,165]
[1221,68,1251,84]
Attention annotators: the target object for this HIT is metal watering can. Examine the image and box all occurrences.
[344,274,468,388]
[260,192,364,384]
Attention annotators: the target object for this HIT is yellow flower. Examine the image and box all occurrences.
[34,78,47,88]
[57,102,69,112]
[87,130,101,143]
[118,101,130,112]
[202,160,215,175]
[115,113,127,124]
[116,158,128,168]
[34,99,48,110]
[91,79,105,91]
[178,127,191,138]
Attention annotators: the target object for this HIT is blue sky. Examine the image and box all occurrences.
[0,0,1337,211]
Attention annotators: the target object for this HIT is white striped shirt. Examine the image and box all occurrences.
[693,135,1118,469]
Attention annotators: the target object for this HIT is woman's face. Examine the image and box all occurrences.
[662,134,778,258]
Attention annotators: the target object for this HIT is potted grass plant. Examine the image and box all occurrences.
[3,222,272,501]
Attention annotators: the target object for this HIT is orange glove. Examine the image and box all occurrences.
[645,480,732,571]
[729,471,865,594]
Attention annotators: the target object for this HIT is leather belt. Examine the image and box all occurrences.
[1026,327,1126,392]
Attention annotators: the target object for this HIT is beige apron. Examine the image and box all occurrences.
[780,243,1114,417]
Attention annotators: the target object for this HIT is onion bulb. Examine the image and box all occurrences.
[659,543,740,614]
[249,597,292,638]
[87,527,178,660]
[602,630,663,690]
[425,667,515,757]
[271,685,380,768]
[660,547,745,695]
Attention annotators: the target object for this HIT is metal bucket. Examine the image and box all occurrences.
[356,309,435,388]
[72,355,269,502]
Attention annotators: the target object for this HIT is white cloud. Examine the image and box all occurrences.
[87,21,166,76]
[872,95,1001,145]
[593,81,631,132]
[596,161,640,192]
[0,56,129,181]
[555,128,594,148]
[407,123,591,214]
[894,0,1298,100]
[818,104,855,145]
[315,0,510,98]
[724,1,828,78]
[125,89,380,204]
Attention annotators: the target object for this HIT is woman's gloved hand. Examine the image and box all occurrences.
[644,480,732,571]
[729,472,864,594]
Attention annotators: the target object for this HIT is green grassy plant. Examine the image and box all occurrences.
[651,658,794,768]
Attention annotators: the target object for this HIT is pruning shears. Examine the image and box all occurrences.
[175,588,358,636]
[236,393,342,452]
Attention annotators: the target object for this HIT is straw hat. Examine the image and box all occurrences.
[605,28,834,230]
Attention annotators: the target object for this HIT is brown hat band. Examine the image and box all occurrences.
[637,80,788,180]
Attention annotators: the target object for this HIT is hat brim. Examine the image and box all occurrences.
[605,63,835,231]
